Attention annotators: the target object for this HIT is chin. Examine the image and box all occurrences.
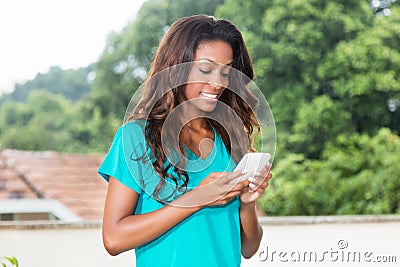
[196,101,219,113]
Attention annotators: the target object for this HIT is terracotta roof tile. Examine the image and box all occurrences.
[0,152,39,200]
[0,149,107,221]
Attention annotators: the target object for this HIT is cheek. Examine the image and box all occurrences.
[222,77,229,88]
[184,83,200,99]
[187,69,202,84]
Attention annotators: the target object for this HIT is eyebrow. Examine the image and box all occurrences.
[197,58,234,66]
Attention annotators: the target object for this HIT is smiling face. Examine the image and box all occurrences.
[184,41,233,113]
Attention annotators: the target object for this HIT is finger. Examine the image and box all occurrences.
[214,171,246,178]
[223,179,249,195]
[249,181,268,193]
[248,174,265,187]
[228,170,248,179]
[249,182,258,192]
[259,179,269,189]
[218,189,242,201]
[259,163,272,176]
[231,179,250,191]
[251,169,272,183]
[222,170,248,184]
[264,162,272,170]
[257,172,272,182]
[254,186,266,195]
[255,168,268,180]
[249,177,270,192]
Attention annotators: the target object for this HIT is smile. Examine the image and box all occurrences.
[200,92,218,99]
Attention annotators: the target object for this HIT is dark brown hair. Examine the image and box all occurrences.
[127,15,260,201]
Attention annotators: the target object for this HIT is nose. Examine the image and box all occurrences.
[208,73,226,90]
[208,80,224,90]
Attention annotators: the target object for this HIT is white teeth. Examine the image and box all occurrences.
[201,92,217,99]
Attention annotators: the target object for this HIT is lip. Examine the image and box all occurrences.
[200,91,219,101]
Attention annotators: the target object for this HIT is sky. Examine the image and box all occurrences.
[0,0,146,95]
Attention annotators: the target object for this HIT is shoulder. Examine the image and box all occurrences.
[120,120,146,135]
[115,120,148,143]
[113,120,148,155]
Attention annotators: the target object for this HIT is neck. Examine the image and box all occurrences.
[185,117,208,132]
[178,100,209,132]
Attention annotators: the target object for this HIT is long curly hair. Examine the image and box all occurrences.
[127,15,260,200]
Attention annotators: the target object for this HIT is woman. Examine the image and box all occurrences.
[99,15,272,266]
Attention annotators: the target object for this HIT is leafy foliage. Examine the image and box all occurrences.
[0,90,119,153]
[90,0,224,119]
[0,65,93,105]
[0,0,399,215]
[259,129,400,215]
[0,256,18,267]
[217,0,400,214]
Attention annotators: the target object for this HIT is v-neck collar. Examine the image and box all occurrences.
[182,127,219,172]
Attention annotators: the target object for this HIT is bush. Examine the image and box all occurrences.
[259,128,400,215]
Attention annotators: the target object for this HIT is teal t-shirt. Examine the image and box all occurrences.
[98,121,242,267]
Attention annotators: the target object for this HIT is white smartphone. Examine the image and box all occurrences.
[230,152,271,184]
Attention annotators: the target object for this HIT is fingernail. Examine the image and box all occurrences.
[248,177,256,183]
[242,169,248,174]
[249,183,257,190]
[254,171,260,176]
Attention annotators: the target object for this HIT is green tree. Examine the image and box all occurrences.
[0,65,93,106]
[218,0,400,215]
[259,128,400,215]
[0,0,225,155]
[67,101,120,153]
[217,0,378,158]
[0,90,73,151]
[90,0,224,119]
[318,8,400,134]
[1,0,399,216]
[289,95,353,157]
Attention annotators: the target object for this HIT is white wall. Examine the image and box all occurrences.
[243,219,400,267]
[0,226,135,266]
[1,216,399,267]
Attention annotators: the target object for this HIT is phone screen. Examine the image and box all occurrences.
[230,153,271,184]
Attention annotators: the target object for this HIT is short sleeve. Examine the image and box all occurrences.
[98,122,148,194]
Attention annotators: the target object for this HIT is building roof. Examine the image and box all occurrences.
[0,149,106,221]
[0,149,266,221]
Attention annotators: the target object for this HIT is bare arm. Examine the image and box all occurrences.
[239,202,263,258]
[239,165,272,258]
[102,171,247,256]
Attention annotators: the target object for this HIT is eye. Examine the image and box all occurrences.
[199,69,211,74]
[220,66,231,78]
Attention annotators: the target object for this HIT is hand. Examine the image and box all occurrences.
[240,163,272,204]
[183,171,249,208]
